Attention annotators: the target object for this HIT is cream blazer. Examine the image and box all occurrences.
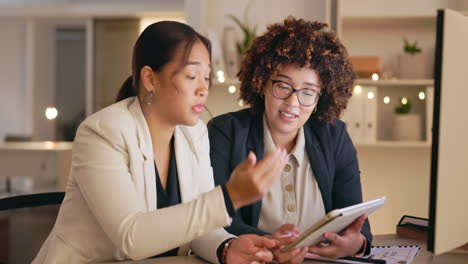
[33,97,234,264]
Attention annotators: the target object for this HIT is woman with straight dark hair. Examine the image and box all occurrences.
[33,21,288,264]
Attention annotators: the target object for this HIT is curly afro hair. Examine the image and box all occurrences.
[238,17,356,123]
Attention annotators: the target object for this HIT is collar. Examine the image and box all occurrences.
[262,114,305,166]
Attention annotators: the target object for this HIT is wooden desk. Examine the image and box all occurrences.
[0,141,72,194]
[104,234,468,264]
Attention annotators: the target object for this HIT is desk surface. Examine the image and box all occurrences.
[104,234,468,264]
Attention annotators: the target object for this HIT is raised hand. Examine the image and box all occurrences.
[226,149,288,209]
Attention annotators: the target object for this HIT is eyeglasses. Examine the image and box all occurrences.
[271,80,321,107]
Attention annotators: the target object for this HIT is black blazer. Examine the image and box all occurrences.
[208,109,372,254]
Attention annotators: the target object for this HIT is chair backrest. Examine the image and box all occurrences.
[0,192,64,264]
[3,134,32,142]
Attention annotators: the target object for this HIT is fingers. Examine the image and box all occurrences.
[275,246,308,264]
[275,247,301,263]
[346,214,367,234]
[323,232,344,246]
[237,151,257,171]
[259,150,288,187]
[254,249,274,262]
[255,148,287,176]
[274,224,299,237]
[276,236,296,246]
[307,232,346,258]
[288,247,308,264]
[247,151,257,166]
[249,235,279,250]
[308,243,341,258]
[304,252,320,259]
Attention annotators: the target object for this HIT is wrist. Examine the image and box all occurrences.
[225,183,242,210]
[222,238,235,264]
[354,234,367,257]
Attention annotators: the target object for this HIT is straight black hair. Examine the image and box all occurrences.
[116,21,211,102]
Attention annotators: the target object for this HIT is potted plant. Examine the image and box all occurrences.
[227,14,257,57]
[399,37,426,79]
[393,97,421,141]
[227,0,257,61]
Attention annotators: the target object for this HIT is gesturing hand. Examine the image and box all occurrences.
[226,149,288,209]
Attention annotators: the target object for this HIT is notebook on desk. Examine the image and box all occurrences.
[367,245,420,264]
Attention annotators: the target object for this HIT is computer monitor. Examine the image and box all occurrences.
[428,8,468,255]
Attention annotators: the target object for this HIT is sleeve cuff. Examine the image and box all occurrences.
[216,237,235,264]
[363,236,371,256]
[221,184,236,217]
[354,233,370,257]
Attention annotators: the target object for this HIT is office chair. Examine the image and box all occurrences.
[0,192,64,264]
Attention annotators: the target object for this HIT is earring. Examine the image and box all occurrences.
[145,90,154,105]
[313,107,317,114]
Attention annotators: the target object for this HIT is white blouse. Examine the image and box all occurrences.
[258,116,326,233]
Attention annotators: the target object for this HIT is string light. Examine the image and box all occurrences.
[217,71,225,83]
[354,85,363,95]
[384,96,390,104]
[228,85,236,94]
[367,91,375,99]
[418,91,426,100]
[45,107,58,120]
[401,97,408,105]
[372,73,379,81]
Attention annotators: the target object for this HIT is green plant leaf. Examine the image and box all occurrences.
[403,37,422,55]
[395,98,412,114]
[227,14,257,56]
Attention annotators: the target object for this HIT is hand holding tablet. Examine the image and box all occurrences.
[281,197,386,252]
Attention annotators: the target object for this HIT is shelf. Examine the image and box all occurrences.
[342,15,436,25]
[355,79,434,86]
[355,140,431,148]
[213,79,434,87]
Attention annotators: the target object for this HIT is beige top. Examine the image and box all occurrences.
[258,116,326,233]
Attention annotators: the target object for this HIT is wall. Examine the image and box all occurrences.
[0,19,27,141]
[56,28,86,140]
[221,0,327,36]
[93,18,140,111]
[0,0,184,16]
[32,17,87,141]
[358,146,431,234]
[339,0,465,16]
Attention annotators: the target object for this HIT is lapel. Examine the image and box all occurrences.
[304,121,332,212]
[173,126,196,203]
[128,97,157,211]
[246,113,265,160]
[245,112,265,226]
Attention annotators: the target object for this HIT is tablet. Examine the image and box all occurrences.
[281,197,386,252]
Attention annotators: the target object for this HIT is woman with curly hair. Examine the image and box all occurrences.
[208,17,372,263]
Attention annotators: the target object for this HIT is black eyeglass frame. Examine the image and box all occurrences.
[270,80,322,107]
